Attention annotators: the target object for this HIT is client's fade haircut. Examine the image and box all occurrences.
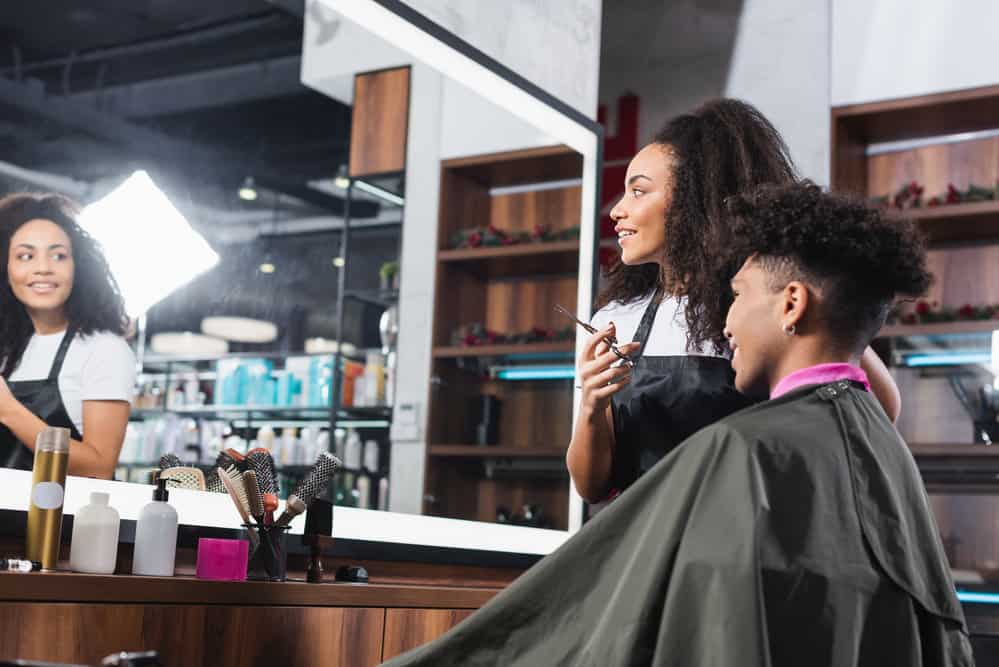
[726,181,933,353]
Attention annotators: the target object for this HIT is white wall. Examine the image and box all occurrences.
[404,0,601,118]
[833,0,999,106]
[300,4,410,104]
[439,78,558,159]
[599,0,830,184]
[726,0,830,184]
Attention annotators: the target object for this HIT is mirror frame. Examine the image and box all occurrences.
[318,0,605,533]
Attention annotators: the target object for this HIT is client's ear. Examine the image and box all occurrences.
[780,281,810,334]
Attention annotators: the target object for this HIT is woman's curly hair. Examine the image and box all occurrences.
[597,98,797,354]
[0,193,128,378]
[727,181,932,351]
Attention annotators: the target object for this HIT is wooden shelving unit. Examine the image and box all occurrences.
[424,146,585,531]
[432,341,574,359]
[885,201,999,244]
[438,240,580,278]
[909,444,999,458]
[834,89,999,571]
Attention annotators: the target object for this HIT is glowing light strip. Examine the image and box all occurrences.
[957,590,999,605]
[495,366,575,381]
[902,352,992,367]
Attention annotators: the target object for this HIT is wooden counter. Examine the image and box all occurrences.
[0,572,499,666]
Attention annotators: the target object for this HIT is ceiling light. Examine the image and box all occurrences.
[354,179,404,206]
[150,332,229,357]
[238,177,258,201]
[201,316,279,343]
[334,175,351,189]
[332,256,345,268]
[259,261,276,274]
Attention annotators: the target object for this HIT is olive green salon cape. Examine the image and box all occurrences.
[382,381,974,666]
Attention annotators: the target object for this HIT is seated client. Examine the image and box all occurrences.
[383,182,973,667]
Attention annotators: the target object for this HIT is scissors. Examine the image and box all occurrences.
[554,304,634,367]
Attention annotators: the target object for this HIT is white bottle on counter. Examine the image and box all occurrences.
[344,429,363,470]
[69,492,120,574]
[132,478,178,577]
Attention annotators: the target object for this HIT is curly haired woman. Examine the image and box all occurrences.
[0,193,134,478]
[567,99,901,502]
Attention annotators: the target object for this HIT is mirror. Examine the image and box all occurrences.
[0,0,601,535]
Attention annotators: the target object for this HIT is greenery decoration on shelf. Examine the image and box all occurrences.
[451,323,575,347]
[449,224,580,249]
[887,300,999,325]
[871,181,998,210]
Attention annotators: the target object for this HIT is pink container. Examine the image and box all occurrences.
[196,538,249,581]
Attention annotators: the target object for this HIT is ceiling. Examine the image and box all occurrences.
[0,0,376,221]
[0,0,401,347]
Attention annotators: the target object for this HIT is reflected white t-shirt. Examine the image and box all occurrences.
[8,330,136,435]
[590,292,722,358]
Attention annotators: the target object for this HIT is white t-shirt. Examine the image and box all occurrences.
[590,291,723,358]
[8,330,136,435]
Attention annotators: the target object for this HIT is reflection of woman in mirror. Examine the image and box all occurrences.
[567,99,901,503]
[0,194,135,478]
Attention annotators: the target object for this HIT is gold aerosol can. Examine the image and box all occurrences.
[26,427,71,569]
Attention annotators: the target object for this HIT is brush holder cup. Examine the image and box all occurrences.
[245,524,289,582]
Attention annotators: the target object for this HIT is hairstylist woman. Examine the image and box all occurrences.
[0,194,134,478]
[567,99,901,502]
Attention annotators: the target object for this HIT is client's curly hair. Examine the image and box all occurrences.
[726,181,932,352]
[0,193,128,378]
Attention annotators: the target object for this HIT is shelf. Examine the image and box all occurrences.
[429,445,566,458]
[439,240,580,278]
[117,461,385,477]
[343,287,399,308]
[878,320,999,338]
[442,145,582,188]
[832,84,999,145]
[910,444,999,458]
[887,201,999,244]
[433,342,575,358]
[130,405,392,426]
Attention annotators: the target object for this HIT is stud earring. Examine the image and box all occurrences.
[783,324,796,336]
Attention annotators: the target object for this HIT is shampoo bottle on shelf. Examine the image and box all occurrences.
[69,492,120,574]
[377,477,389,511]
[132,478,178,577]
[344,429,362,470]
[356,474,370,510]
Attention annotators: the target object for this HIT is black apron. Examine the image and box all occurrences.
[0,327,82,470]
[608,293,755,493]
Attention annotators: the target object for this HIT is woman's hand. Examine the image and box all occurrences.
[577,323,639,419]
[0,376,17,423]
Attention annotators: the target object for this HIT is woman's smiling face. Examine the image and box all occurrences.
[609,143,673,266]
[7,218,75,318]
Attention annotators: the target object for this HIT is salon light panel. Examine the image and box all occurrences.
[80,171,219,319]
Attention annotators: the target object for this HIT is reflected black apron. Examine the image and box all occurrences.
[609,294,755,493]
[0,327,82,470]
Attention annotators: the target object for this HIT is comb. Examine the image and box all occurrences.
[205,467,227,494]
[218,465,259,550]
[243,470,265,524]
[275,452,341,528]
[245,449,278,495]
[158,466,206,491]
[158,453,183,470]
